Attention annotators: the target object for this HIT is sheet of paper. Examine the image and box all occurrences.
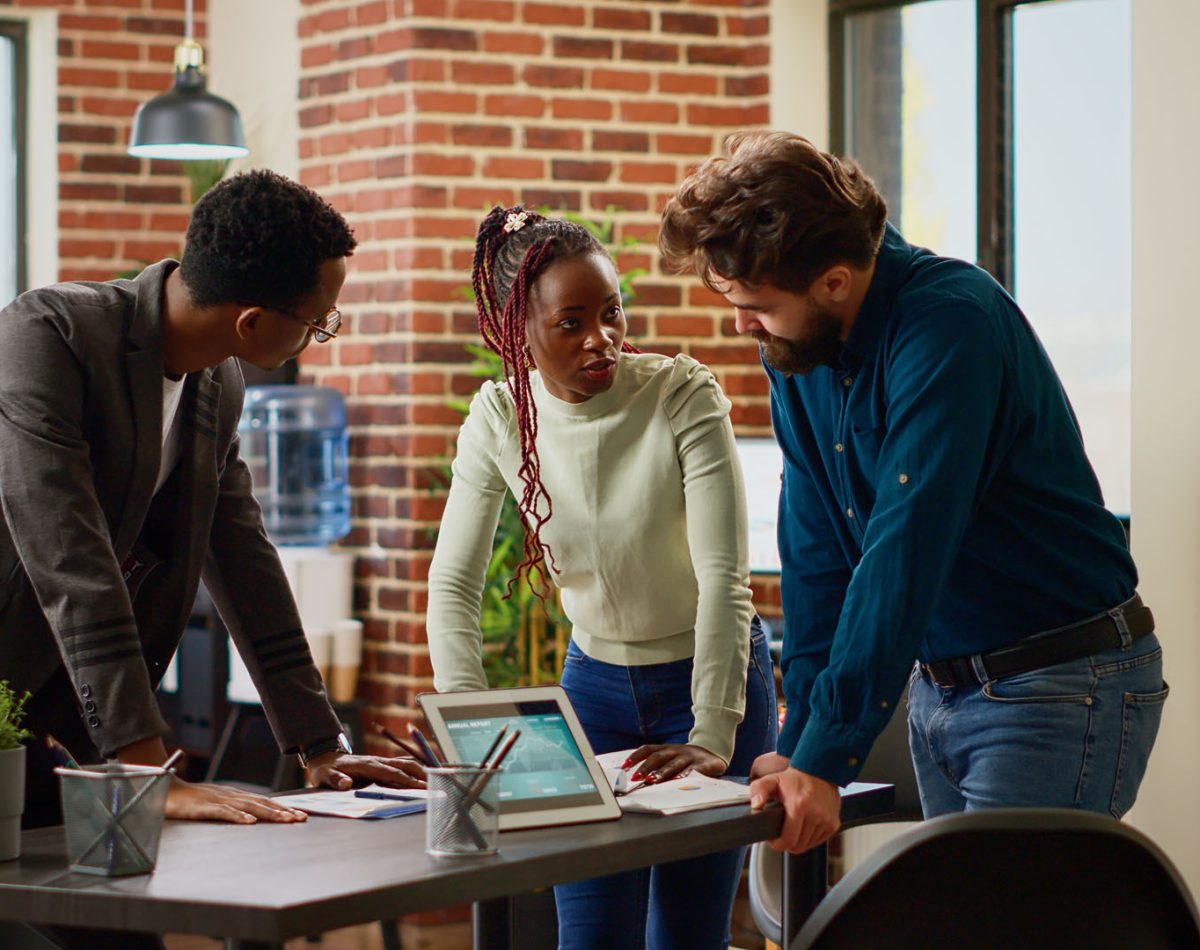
[595,750,750,816]
[280,784,427,820]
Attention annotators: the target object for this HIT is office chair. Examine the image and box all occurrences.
[792,808,1200,950]
[749,693,921,946]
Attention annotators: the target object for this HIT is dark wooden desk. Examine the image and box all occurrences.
[0,783,893,949]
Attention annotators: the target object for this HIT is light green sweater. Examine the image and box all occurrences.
[425,352,754,764]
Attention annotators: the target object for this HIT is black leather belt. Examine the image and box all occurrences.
[922,594,1154,689]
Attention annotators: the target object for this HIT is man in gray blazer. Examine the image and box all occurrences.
[0,171,420,888]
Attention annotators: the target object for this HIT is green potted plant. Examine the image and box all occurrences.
[0,681,31,861]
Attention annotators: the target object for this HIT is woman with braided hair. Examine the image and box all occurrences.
[426,205,776,950]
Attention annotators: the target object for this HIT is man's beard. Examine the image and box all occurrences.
[754,305,843,376]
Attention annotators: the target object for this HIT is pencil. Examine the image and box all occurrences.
[407,724,443,768]
[476,724,509,770]
[370,721,427,762]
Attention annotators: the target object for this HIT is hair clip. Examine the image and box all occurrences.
[503,210,529,234]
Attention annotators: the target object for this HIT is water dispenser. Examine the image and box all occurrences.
[238,385,351,546]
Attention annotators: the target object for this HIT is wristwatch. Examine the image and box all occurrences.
[298,731,352,767]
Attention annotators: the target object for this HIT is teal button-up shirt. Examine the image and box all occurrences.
[770,224,1136,785]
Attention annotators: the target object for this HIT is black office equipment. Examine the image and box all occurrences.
[791,808,1200,950]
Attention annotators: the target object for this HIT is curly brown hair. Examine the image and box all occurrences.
[658,131,888,293]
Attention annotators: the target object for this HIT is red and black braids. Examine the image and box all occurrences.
[471,205,638,597]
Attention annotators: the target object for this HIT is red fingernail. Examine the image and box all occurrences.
[632,771,643,781]
[621,759,632,769]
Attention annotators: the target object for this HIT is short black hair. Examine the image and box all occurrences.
[180,169,357,310]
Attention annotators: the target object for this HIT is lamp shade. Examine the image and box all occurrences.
[128,52,248,161]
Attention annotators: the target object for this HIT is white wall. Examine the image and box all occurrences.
[770,0,829,148]
[3,9,57,289]
[208,0,300,179]
[1125,0,1200,892]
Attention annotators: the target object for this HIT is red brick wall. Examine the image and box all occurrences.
[293,0,781,737]
[3,0,204,282]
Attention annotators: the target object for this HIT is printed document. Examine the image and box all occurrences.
[596,750,750,815]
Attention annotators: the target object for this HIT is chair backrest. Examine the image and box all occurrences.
[749,697,920,945]
[792,809,1200,950]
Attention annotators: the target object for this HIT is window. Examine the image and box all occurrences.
[831,0,1132,515]
[839,0,977,263]
[0,21,25,307]
[1011,0,1132,514]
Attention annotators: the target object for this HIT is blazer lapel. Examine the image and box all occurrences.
[114,263,174,559]
[163,370,223,632]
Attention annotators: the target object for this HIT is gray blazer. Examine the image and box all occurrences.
[0,261,341,756]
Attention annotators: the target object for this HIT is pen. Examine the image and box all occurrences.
[408,724,443,768]
[354,789,422,802]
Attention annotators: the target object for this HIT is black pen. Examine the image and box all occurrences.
[354,788,422,802]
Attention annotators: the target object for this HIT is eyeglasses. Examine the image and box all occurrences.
[265,304,342,343]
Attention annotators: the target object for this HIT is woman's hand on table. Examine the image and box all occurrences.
[306,753,427,791]
[621,743,726,784]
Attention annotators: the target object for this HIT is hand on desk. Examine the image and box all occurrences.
[166,778,309,824]
[117,735,309,824]
[621,743,726,783]
[305,753,426,792]
[749,759,841,854]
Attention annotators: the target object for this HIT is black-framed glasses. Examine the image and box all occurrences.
[263,304,342,342]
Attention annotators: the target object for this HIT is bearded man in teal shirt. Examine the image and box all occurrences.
[659,131,1166,854]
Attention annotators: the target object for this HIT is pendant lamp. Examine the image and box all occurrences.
[127,0,248,161]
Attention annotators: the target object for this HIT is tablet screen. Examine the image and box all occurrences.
[440,700,602,814]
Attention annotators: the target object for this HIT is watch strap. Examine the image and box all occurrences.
[298,731,352,767]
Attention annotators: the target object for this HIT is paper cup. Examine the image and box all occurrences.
[307,628,334,686]
[330,619,362,702]
[297,550,355,633]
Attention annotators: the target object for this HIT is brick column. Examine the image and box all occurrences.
[292,0,778,737]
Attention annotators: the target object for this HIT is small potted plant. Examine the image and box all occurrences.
[0,680,31,861]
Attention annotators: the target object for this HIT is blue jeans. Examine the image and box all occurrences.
[554,619,778,950]
[908,633,1167,818]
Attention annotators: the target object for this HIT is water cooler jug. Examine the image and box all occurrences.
[238,385,351,546]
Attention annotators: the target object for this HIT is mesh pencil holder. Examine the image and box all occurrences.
[55,763,171,876]
[425,765,501,857]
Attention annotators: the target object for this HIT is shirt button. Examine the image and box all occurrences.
[84,701,97,713]
[87,715,100,727]
[880,700,890,710]
[846,508,855,519]
[899,473,909,485]
[80,684,92,698]
[848,756,859,767]
[842,377,853,387]
[834,443,844,453]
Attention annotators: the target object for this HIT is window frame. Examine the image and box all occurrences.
[829,0,1047,292]
[0,19,27,299]
[829,0,1132,525]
